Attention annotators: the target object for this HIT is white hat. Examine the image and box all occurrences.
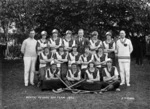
[66,30,72,34]
[106,58,112,62]
[52,29,58,34]
[106,32,112,36]
[41,31,47,35]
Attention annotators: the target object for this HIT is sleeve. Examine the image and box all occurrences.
[78,70,81,79]
[67,53,71,61]
[79,55,83,62]
[21,40,26,54]
[102,68,107,77]
[37,40,40,48]
[89,54,94,62]
[39,53,44,60]
[94,54,97,61]
[105,54,108,61]
[72,40,76,47]
[58,38,62,46]
[114,67,119,76]
[129,40,133,54]
[53,53,57,59]
[113,42,116,50]
[96,70,100,80]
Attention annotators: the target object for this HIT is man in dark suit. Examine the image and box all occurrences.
[75,29,89,54]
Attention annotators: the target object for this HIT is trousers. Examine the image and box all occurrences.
[118,60,130,84]
[23,56,37,85]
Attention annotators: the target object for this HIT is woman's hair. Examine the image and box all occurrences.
[96,46,104,53]
[88,62,95,68]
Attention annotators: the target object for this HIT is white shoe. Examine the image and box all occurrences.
[25,84,28,86]
[127,84,131,87]
[30,83,35,85]
[116,88,121,92]
[120,83,125,85]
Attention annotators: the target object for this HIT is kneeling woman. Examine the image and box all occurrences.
[102,58,120,91]
[80,62,102,91]
[42,62,65,91]
[54,46,68,80]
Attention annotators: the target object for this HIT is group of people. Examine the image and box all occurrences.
[21,28,133,93]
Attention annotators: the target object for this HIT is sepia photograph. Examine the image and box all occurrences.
[0,0,150,109]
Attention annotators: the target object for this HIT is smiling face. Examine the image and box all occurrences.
[89,62,94,68]
[120,30,126,39]
[106,35,111,40]
[59,47,64,52]
[44,48,49,54]
[92,35,98,40]
[53,33,58,38]
[98,47,103,54]
[51,64,57,70]
[72,47,77,52]
[29,30,35,38]
[107,61,112,67]
[71,64,77,71]
[84,47,90,53]
[78,29,84,38]
[65,34,71,40]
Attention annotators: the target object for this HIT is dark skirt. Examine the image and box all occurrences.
[102,80,120,91]
[60,62,68,80]
[41,79,66,90]
[35,56,40,71]
[78,81,103,91]
[81,69,86,79]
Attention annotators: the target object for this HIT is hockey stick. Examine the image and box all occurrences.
[53,74,85,93]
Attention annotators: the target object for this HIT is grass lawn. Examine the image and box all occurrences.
[1,59,150,109]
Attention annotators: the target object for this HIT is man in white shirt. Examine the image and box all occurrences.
[116,30,133,86]
[21,30,37,86]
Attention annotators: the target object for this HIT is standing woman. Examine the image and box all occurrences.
[48,29,62,53]
[80,62,102,91]
[79,46,94,78]
[89,31,103,55]
[103,32,116,66]
[36,31,48,72]
[68,46,81,68]
[94,47,107,81]
[54,46,68,80]
[62,30,76,53]
[21,30,37,86]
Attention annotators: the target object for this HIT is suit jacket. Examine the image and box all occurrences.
[75,37,89,54]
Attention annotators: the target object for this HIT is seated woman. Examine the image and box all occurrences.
[68,46,81,68]
[38,47,54,87]
[66,63,81,82]
[80,62,102,91]
[94,47,108,81]
[54,46,68,80]
[79,46,94,78]
[102,58,120,91]
[42,62,65,91]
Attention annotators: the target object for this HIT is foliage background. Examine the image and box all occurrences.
[1,0,150,40]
